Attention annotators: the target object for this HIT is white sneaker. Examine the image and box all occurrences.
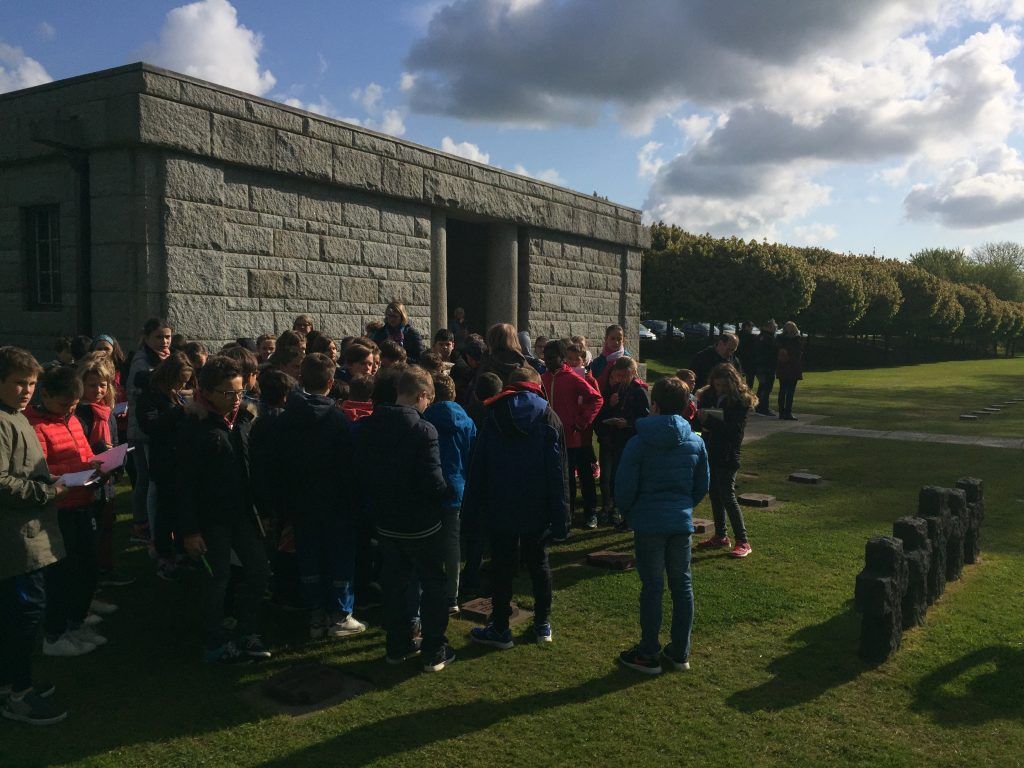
[71,626,108,647]
[43,633,96,657]
[89,599,118,615]
[83,613,103,626]
[328,615,367,638]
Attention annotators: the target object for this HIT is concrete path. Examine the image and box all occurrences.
[742,413,1024,450]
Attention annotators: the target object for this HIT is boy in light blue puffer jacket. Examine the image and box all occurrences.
[614,377,709,675]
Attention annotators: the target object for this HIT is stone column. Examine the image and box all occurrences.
[487,222,518,328]
[430,210,447,336]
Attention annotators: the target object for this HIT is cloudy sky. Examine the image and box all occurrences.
[3,0,1024,258]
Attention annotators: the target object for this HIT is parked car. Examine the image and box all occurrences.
[639,323,657,341]
[681,321,710,337]
[643,319,685,340]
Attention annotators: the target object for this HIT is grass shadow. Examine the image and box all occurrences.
[255,670,643,767]
[912,645,1024,726]
[726,603,876,712]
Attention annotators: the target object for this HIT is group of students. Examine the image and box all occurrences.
[0,302,773,725]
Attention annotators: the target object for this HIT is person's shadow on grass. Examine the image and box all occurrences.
[255,669,644,767]
[726,603,877,712]
[912,645,1024,726]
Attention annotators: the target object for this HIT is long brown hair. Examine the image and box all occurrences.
[486,323,522,355]
[149,352,194,396]
[705,363,757,410]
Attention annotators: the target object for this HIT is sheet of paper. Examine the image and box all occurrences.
[93,443,132,473]
[60,470,98,488]
[113,402,128,417]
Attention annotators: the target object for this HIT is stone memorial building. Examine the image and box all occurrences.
[0,63,647,353]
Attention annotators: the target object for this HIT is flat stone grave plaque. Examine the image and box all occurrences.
[959,415,979,421]
[692,517,713,533]
[971,410,989,415]
[789,472,823,484]
[586,550,636,570]
[738,493,776,507]
[459,597,531,625]
[1003,401,1016,405]
[261,663,373,712]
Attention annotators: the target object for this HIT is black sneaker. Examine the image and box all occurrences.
[385,638,422,665]
[98,569,136,587]
[661,644,690,671]
[1,690,67,725]
[618,646,662,675]
[240,634,272,660]
[422,644,456,673]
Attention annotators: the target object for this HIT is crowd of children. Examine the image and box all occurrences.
[0,307,770,725]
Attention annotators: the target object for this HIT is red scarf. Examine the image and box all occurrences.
[483,380,547,406]
[86,402,112,448]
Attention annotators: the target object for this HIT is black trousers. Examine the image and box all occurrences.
[755,369,776,412]
[488,532,552,631]
[44,507,97,638]
[379,531,449,658]
[568,446,597,518]
[778,378,798,416]
[0,568,47,692]
[200,513,269,650]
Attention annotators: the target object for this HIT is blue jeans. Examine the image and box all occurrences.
[294,511,356,617]
[634,531,693,659]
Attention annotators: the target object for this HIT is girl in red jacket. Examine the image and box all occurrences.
[28,366,110,657]
[541,339,604,529]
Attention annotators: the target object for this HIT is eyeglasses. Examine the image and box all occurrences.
[214,389,245,401]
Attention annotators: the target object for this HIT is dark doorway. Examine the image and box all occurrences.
[446,218,490,336]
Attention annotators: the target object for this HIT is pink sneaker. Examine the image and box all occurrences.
[729,541,752,558]
[697,535,731,550]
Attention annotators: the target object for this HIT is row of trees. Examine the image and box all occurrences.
[643,224,1024,354]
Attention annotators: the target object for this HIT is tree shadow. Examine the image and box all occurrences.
[255,670,644,767]
[912,645,1024,726]
[727,603,878,712]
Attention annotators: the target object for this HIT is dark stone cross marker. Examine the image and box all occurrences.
[738,493,776,507]
[955,477,984,565]
[944,488,968,582]
[893,517,931,629]
[918,486,952,604]
[854,536,908,662]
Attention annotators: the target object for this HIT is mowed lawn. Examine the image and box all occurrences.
[4,366,1024,766]
[647,352,1024,437]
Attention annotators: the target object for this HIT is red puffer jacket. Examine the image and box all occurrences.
[541,364,604,449]
[27,406,96,509]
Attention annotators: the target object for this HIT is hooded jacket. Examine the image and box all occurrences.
[595,377,650,452]
[462,385,570,539]
[135,379,186,487]
[691,345,743,390]
[175,401,257,537]
[423,400,477,510]
[541,364,604,449]
[372,323,425,363]
[614,414,710,534]
[126,345,164,443]
[27,405,97,509]
[0,404,63,579]
[272,389,354,520]
[697,389,749,469]
[354,404,448,539]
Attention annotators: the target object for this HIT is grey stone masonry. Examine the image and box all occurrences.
[0,63,647,352]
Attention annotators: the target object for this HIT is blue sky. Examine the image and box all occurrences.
[3,0,1024,260]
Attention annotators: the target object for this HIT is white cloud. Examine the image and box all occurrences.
[637,141,664,178]
[352,82,384,113]
[512,164,567,186]
[316,53,328,77]
[283,96,337,117]
[37,22,56,41]
[377,108,407,137]
[143,0,275,95]
[400,72,417,91]
[441,136,491,163]
[792,223,840,245]
[0,43,52,94]
[346,81,407,136]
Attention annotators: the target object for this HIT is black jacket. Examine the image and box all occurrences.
[372,324,425,363]
[175,403,257,537]
[354,404,448,539]
[274,390,354,519]
[754,333,778,372]
[462,387,569,539]
[594,379,651,453]
[248,406,285,526]
[136,381,185,486]
[697,389,748,469]
[691,346,743,390]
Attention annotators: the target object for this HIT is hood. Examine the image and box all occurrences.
[517,331,533,353]
[424,400,473,432]
[490,390,548,438]
[486,348,527,374]
[635,414,693,449]
[284,389,337,427]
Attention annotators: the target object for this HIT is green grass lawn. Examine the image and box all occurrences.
[4,421,1023,767]
[647,352,1024,437]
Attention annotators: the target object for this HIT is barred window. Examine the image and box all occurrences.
[24,205,61,309]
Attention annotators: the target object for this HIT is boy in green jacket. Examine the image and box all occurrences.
[0,346,68,724]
